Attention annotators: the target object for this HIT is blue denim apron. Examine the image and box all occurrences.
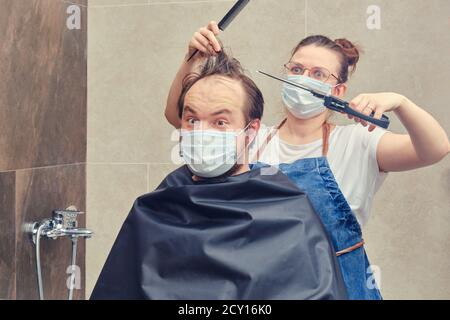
[251,120,382,300]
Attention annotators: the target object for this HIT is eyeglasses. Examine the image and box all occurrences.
[284,62,341,83]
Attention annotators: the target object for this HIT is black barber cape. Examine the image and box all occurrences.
[90,165,347,300]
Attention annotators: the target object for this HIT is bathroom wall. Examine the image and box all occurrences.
[86,0,450,299]
[0,0,87,299]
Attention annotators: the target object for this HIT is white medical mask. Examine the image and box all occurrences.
[281,74,333,119]
[179,123,252,178]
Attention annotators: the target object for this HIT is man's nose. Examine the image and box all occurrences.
[193,121,212,131]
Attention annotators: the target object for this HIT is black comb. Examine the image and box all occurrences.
[187,0,250,62]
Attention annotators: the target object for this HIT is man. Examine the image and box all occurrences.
[90,51,347,300]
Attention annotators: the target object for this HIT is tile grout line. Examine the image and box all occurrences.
[88,162,176,165]
[304,0,308,38]
[0,162,87,174]
[60,0,88,8]
[0,162,177,173]
[146,163,150,193]
[13,180,17,300]
[62,0,236,9]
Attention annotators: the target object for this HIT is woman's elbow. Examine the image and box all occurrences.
[415,140,450,168]
[164,108,181,128]
[164,108,172,123]
[430,140,450,165]
[443,140,450,160]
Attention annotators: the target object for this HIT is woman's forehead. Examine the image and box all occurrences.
[291,45,341,74]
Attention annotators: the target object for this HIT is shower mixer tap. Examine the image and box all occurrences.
[30,208,92,243]
[26,206,93,300]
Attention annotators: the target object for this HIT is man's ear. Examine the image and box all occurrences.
[246,119,261,146]
[333,83,347,98]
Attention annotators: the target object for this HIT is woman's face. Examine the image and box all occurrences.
[290,45,347,98]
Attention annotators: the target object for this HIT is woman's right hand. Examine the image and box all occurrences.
[187,21,222,59]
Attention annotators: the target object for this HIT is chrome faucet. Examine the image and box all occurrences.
[30,207,92,243]
[26,206,93,300]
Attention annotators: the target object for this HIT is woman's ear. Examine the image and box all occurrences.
[333,83,347,98]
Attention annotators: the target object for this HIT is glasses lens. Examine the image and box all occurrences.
[285,63,304,75]
[310,67,330,81]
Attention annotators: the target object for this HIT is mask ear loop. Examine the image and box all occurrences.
[330,81,344,95]
[178,128,184,158]
[236,120,256,165]
[178,110,186,158]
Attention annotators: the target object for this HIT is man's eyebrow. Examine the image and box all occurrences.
[211,109,232,116]
[183,106,197,115]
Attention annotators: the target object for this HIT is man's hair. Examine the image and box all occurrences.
[177,50,264,124]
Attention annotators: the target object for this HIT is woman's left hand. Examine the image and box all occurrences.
[348,92,406,132]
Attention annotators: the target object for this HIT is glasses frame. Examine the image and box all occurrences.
[284,61,341,84]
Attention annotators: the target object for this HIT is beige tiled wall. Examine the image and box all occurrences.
[86,0,450,299]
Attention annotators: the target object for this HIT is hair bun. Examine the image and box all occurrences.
[334,38,361,73]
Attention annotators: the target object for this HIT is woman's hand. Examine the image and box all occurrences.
[166,21,223,128]
[187,21,222,60]
[347,93,449,172]
[348,92,407,132]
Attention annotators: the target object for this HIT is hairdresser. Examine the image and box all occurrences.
[164,21,450,299]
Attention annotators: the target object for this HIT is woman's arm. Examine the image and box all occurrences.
[349,92,450,172]
[165,21,222,128]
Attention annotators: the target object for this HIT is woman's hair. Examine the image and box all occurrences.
[178,49,264,124]
[290,35,362,83]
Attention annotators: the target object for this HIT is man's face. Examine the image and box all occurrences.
[181,75,248,131]
[180,75,259,175]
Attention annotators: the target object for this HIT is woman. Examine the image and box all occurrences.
[164,21,450,299]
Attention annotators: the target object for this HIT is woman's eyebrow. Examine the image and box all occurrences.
[290,60,304,66]
[291,60,328,70]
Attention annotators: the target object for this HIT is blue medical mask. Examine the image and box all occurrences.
[179,123,252,178]
[281,75,333,119]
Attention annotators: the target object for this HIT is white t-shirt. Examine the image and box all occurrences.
[249,123,389,227]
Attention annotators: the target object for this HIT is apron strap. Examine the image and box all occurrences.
[322,121,331,157]
[252,118,332,163]
[336,239,365,257]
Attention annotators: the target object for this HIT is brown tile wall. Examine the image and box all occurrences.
[0,0,87,300]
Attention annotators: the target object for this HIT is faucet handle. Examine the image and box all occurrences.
[52,207,84,229]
